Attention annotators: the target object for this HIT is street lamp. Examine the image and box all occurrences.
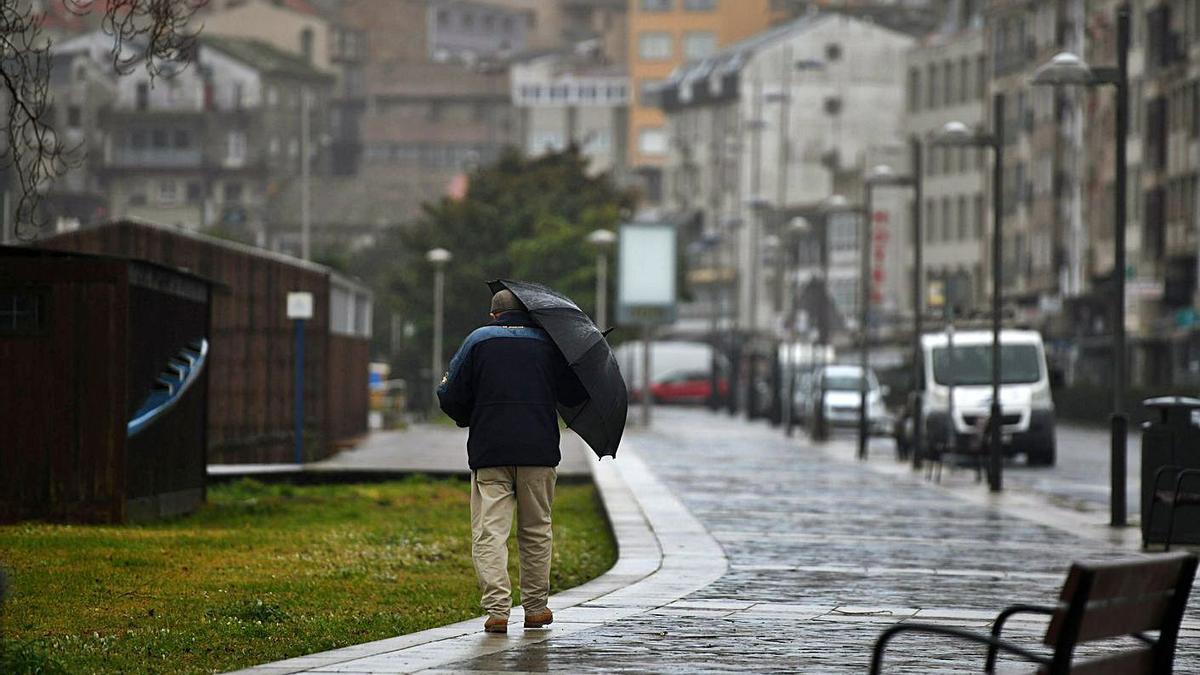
[427,247,452,415]
[782,215,812,437]
[586,229,617,331]
[1032,4,1130,527]
[933,94,1004,493]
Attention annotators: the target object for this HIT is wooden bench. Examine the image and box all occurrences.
[869,552,1198,674]
[1145,466,1200,550]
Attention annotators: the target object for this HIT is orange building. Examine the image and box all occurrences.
[627,0,786,201]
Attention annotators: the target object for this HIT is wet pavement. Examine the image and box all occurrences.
[240,408,1199,674]
[435,408,1198,674]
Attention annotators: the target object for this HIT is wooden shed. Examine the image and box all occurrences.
[0,247,212,523]
[41,220,373,464]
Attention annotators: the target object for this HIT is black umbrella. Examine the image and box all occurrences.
[488,279,626,459]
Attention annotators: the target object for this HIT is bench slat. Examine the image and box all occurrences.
[1074,594,1174,641]
[1061,646,1155,675]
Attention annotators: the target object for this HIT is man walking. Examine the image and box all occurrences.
[437,289,587,634]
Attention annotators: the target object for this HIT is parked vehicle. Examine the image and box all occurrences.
[616,341,728,406]
[810,365,891,435]
[915,329,1056,466]
[643,370,729,405]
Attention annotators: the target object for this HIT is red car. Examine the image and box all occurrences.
[631,370,729,405]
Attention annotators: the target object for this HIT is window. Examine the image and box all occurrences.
[151,129,168,149]
[128,131,146,149]
[638,32,672,60]
[941,197,951,241]
[925,200,935,242]
[638,127,667,156]
[300,27,314,63]
[173,129,190,149]
[186,182,203,204]
[223,182,243,203]
[907,67,920,113]
[682,32,717,60]
[136,82,149,110]
[66,105,81,128]
[226,130,247,164]
[437,9,449,27]
[683,0,716,10]
[959,57,970,105]
[159,177,180,200]
[0,288,47,335]
[530,131,564,154]
[158,180,179,204]
[640,0,671,10]
[975,194,984,239]
[462,11,474,28]
[957,196,968,240]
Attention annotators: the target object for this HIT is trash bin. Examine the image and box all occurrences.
[1141,396,1200,546]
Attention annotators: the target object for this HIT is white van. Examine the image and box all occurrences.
[920,329,1056,466]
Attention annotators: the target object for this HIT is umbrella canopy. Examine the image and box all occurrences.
[488,279,626,459]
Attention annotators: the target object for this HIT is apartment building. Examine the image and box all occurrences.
[658,13,913,338]
[202,0,368,175]
[628,0,786,204]
[903,2,988,314]
[511,52,629,175]
[82,33,334,248]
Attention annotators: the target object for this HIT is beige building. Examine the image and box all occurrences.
[903,6,987,314]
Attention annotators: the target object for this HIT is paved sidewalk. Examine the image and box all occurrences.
[240,409,1199,674]
[209,424,593,480]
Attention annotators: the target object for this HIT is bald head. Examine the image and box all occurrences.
[490,289,525,315]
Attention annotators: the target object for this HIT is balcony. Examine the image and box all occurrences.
[109,148,204,169]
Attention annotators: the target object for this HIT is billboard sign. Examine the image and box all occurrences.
[617,223,677,326]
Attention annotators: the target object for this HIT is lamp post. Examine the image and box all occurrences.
[934,95,1005,493]
[1032,4,1130,525]
[427,247,452,415]
[783,215,812,437]
[700,231,726,411]
[812,194,852,442]
[909,136,925,470]
[587,229,616,331]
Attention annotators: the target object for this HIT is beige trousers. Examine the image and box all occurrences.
[470,465,557,619]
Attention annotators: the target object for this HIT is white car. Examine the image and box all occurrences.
[811,365,890,434]
[920,329,1056,466]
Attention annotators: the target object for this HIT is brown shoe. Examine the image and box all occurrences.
[484,616,508,634]
[524,608,553,629]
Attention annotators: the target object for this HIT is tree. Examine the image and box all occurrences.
[3,0,205,240]
[356,146,636,400]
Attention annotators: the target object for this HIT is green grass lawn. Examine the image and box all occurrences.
[0,477,616,674]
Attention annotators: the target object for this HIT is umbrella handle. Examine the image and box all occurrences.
[602,327,616,337]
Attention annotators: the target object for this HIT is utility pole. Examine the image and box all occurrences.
[300,87,312,261]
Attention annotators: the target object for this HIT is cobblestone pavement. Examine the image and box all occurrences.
[438,408,1199,674]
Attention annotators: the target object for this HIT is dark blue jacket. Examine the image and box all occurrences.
[437,310,587,469]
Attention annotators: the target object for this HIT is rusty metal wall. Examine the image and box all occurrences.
[328,335,370,446]
[41,221,369,464]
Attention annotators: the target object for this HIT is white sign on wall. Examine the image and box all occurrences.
[617,223,677,325]
[287,292,314,320]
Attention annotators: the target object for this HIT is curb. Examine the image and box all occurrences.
[228,438,727,674]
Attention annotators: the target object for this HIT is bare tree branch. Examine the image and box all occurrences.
[1,0,207,241]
